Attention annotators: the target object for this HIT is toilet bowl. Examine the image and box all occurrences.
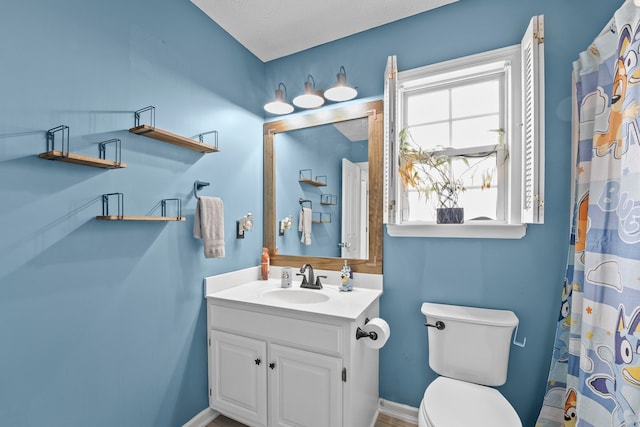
[419,302,522,427]
[418,377,521,427]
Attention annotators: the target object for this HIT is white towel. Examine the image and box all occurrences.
[298,207,312,245]
[194,196,225,258]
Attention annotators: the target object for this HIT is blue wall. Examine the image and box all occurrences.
[265,0,621,425]
[0,0,264,426]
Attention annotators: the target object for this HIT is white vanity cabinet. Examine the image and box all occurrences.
[206,294,380,427]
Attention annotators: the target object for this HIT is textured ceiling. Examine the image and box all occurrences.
[191,0,459,62]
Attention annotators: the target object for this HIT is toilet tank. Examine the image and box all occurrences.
[421,302,519,387]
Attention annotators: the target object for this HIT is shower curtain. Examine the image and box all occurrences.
[536,2,640,426]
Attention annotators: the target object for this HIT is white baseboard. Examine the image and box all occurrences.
[378,398,419,424]
[182,408,219,427]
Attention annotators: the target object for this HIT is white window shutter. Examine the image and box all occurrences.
[383,55,398,225]
[521,15,545,224]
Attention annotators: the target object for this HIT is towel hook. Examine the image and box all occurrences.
[194,180,210,199]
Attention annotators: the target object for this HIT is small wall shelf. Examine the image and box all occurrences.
[128,106,219,153]
[320,194,337,205]
[96,193,185,221]
[97,215,185,221]
[312,212,332,224]
[298,169,326,187]
[38,126,126,169]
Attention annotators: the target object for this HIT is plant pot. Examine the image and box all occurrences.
[436,207,464,224]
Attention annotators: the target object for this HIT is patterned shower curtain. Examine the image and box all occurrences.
[536,1,640,426]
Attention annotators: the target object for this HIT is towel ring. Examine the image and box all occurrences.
[194,180,210,198]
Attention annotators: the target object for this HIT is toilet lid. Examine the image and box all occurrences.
[422,377,521,427]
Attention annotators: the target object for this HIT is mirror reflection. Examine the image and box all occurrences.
[264,100,383,274]
[275,118,369,259]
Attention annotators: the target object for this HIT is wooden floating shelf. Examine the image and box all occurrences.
[320,194,337,205]
[129,125,219,153]
[38,151,126,169]
[96,215,185,221]
[312,212,331,224]
[298,178,326,187]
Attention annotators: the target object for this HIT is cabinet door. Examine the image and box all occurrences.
[268,344,343,427]
[209,330,267,427]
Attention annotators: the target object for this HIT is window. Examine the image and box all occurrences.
[384,15,544,238]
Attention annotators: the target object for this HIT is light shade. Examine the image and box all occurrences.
[264,83,294,115]
[293,75,325,109]
[324,66,357,102]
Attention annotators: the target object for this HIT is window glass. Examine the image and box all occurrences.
[405,190,431,221]
[417,154,499,221]
[407,123,449,150]
[451,154,497,188]
[401,73,505,223]
[407,89,449,125]
[451,80,500,118]
[458,188,498,220]
[451,116,500,148]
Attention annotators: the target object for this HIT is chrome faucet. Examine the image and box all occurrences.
[298,263,322,289]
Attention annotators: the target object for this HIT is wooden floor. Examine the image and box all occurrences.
[206,413,417,427]
[375,413,418,427]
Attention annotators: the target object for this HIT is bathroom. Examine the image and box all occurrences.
[0,0,630,426]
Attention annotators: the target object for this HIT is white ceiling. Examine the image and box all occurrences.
[191,0,459,62]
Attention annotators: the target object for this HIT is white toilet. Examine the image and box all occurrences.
[419,302,522,427]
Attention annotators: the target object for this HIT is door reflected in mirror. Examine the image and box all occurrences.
[275,118,368,259]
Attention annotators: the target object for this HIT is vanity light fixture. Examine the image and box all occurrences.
[292,75,325,109]
[324,66,358,102]
[236,212,253,239]
[279,215,293,236]
[264,83,294,115]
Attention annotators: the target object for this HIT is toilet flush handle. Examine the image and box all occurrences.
[425,321,445,330]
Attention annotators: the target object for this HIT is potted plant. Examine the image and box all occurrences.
[398,128,504,224]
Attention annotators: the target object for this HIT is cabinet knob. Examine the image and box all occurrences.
[269,362,276,370]
[255,358,261,365]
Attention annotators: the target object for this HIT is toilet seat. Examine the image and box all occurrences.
[419,377,522,427]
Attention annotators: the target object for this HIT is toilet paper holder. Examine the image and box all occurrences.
[355,318,378,341]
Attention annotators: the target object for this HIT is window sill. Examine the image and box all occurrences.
[386,222,527,239]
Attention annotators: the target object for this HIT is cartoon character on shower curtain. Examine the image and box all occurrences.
[593,25,640,159]
[588,307,640,426]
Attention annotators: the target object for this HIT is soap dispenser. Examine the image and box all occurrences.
[340,260,352,292]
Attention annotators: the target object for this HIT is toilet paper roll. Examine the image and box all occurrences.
[361,318,390,349]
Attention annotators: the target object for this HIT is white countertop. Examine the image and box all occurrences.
[205,267,382,320]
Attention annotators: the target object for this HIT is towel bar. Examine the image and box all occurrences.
[299,198,312,209]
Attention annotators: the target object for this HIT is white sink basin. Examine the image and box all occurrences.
[260,288,330,305]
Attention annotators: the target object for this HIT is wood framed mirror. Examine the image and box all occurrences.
[264,99,383,274]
